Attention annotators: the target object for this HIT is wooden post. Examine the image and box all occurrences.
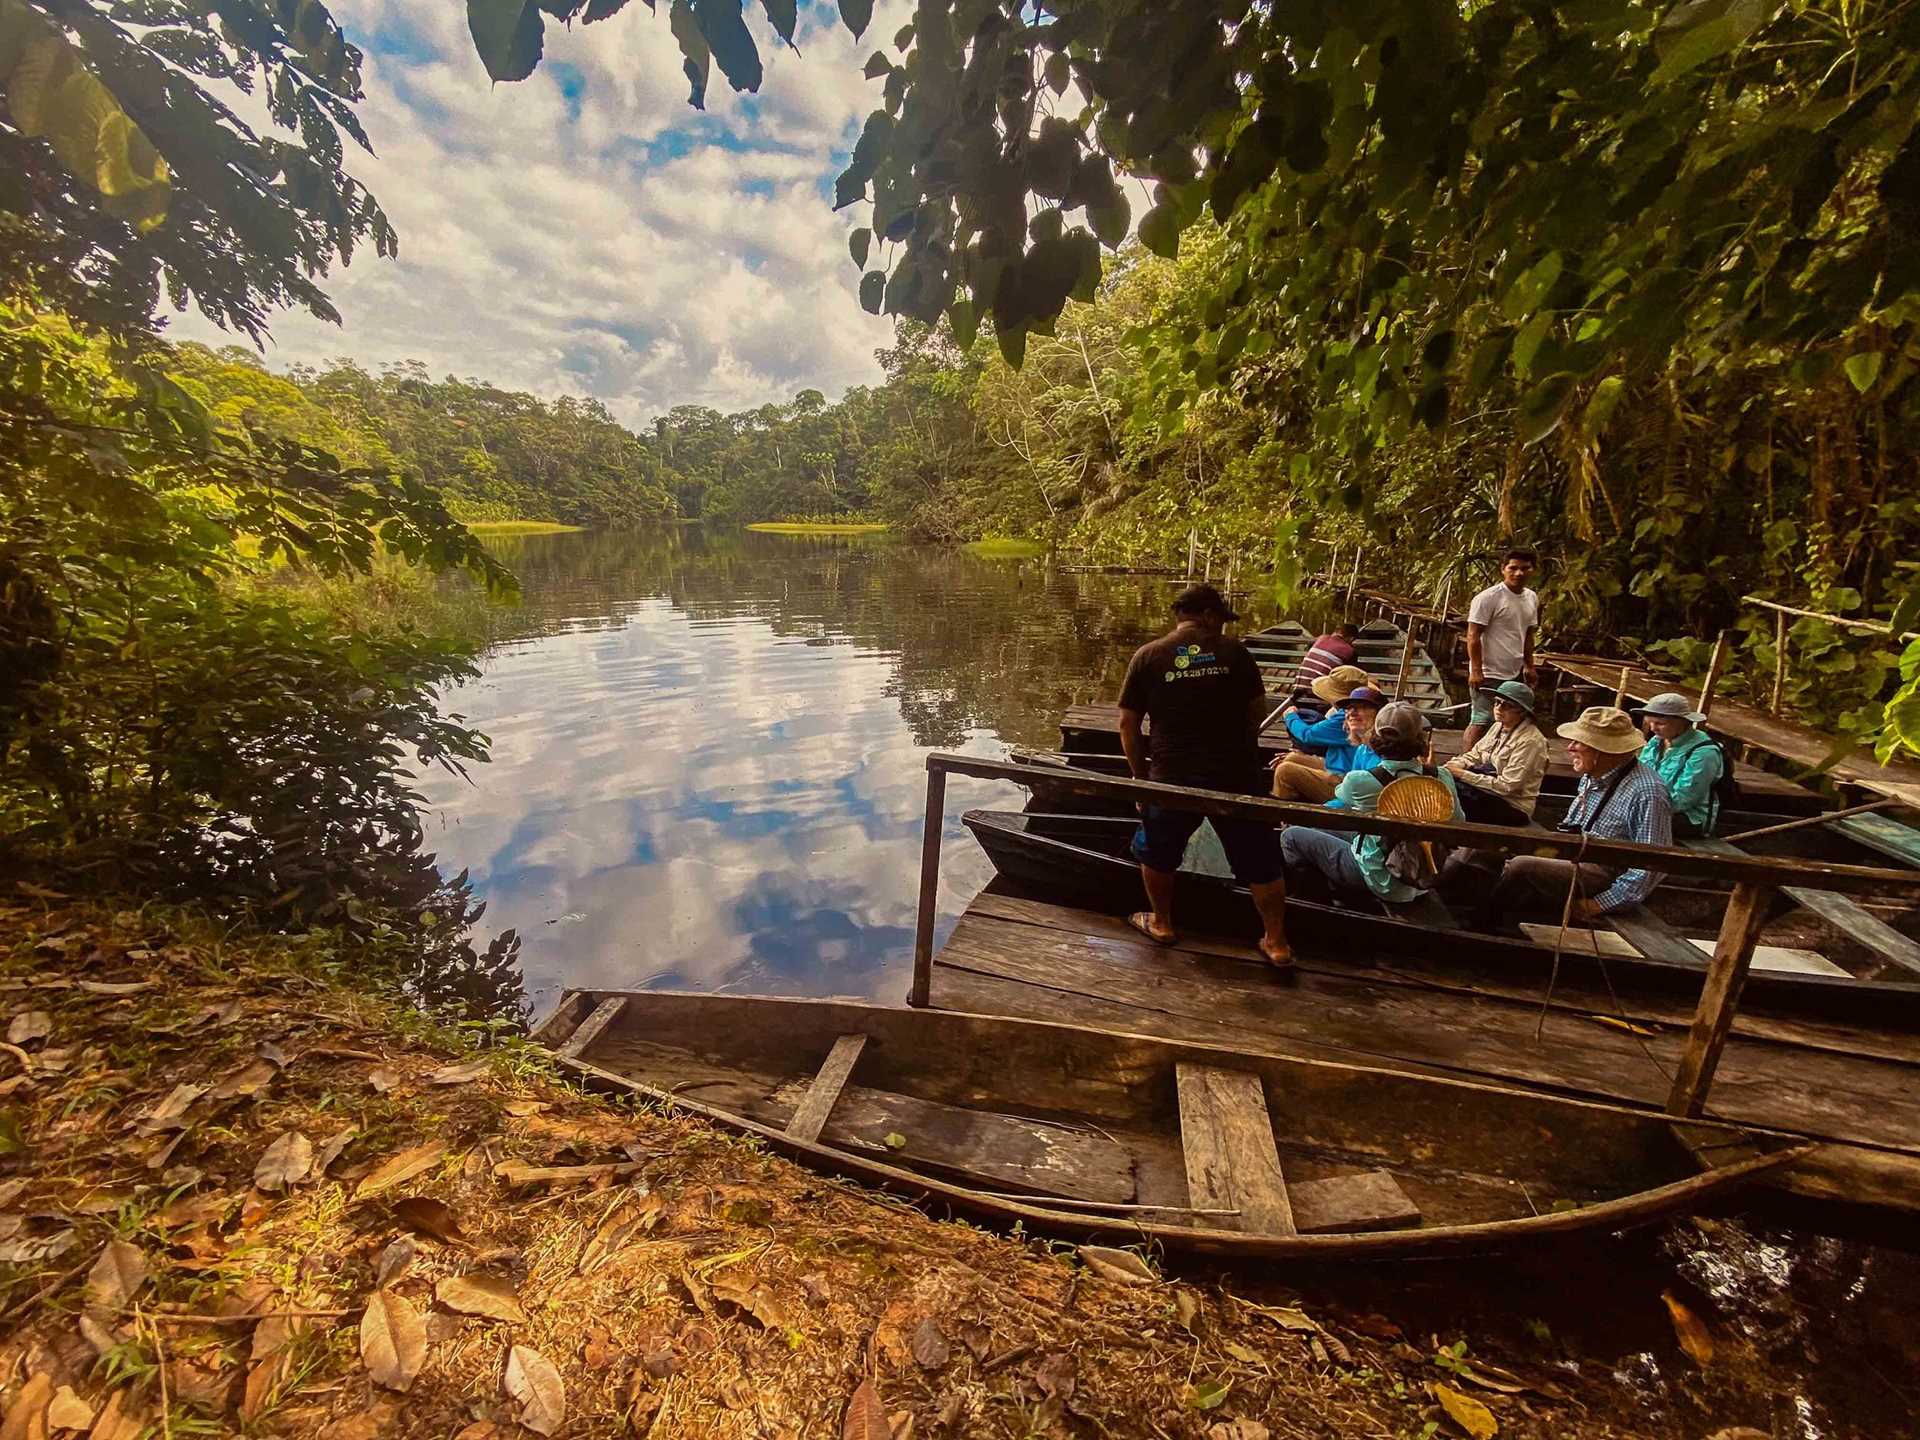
[1696,628,1730,719]
[1346,546,1363,607]
[908,767,947,1009]
[1770,609,1789,716]
[1666,880,1773,1116]
[1393,626,1417,700]
[1325,544,1338,585]
[1612,665,1631,709]
[1187,529,1197,580]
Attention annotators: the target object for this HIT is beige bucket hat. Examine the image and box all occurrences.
[1555,705,1644,754]
[1309,664,1370,706]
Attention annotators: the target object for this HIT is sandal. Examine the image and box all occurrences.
[1126,912,1178,947]
[1258,937,1295,972]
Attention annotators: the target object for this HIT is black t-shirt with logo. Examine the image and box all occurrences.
[1117,623,1266,790]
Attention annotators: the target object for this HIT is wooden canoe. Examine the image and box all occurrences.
[533,989,1805,1260]
[961,808,1920,1028]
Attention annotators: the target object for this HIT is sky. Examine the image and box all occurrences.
[172,0,913,425]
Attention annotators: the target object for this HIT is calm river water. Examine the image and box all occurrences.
[419,527,1233,1021]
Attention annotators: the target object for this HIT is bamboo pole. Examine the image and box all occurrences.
[1187,529,1196,580]
[1667,880,1774,1116]
[1771,609,1789,716]
[1393,627,1417,701]
[1346,546,1363,607]
[1723,797,1901,844]
[1741,593,1920,640]
[1613,665,1631,708]
[908,768,947,1008]
[1697,629,1731,719]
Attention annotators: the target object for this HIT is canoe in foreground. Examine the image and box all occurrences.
[961,808,1920,1027]
[533,989,1803,1260]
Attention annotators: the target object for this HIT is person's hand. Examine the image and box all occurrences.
[1524,662,1540,687]
[1468,670,1485,691]
[1571,898,1603,924]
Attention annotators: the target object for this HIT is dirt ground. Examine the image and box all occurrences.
[0,894,1909,1439]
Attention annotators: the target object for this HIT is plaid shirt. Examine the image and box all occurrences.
[1562,760,1673,912]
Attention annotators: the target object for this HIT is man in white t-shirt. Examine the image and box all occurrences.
[1462,547,1539,748]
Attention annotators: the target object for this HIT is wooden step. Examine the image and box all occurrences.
[1176,1062,1295,1235]
[1689,837,1920,977]
[553,997,628,1061]
[785,1034,867,1144]
[1607,907,1704,968]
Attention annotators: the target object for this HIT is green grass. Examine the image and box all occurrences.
[964,536,1046,559]
[746,522,891,535]
[462,519,586,535]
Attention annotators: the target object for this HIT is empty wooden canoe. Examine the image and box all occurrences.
[533,989,1803,1260]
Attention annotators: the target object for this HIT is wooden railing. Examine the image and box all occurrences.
[908,753,1920,1118]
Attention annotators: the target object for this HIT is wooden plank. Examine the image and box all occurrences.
[1290,1171,1421,1234]
[553,997,627,1061]
[528,991,591,1047]
[927,752,1920,896]
[785,1034,868,1144]
[1669,881,1774,1116]
[1608,908,1707,969]
[1833,812,1920,869]
[1176,1063,1296,1234]
[910,767,946,1008]
[771,1078,1136,1205]
[1783,887,1920,978]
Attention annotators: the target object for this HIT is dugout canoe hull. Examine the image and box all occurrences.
[961,808,1920,1028]
[532,988,1803,1260]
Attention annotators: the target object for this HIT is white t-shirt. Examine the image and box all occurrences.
[1467,582,1538,681]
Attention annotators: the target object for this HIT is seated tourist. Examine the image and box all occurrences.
[1443,680,1550,826]
[1293,624,1360,687]
[1634,692,1726,838]
[1271,679,1383,803]
[1484,706,1672,925]
[1280,701,1463,911]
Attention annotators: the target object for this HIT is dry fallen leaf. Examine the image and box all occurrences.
[436,1272,528,1325]
[393,1195,467,1246]
[207,1057,277,1102]
[131,1083,204,1135]
[843,1379,887,1440]
[240,1352,289,1423]
[1430,1381,1498,1440]
[80,981,154,998]
[312,1126,357,1176]
[1208,1423,1270,1440]
[502,1099,547,1118]
[50,1386,97,1433]
[1076,1245,1158,1286]
[1223,1340,1262,1364]
[504,1345,565,1437]
[0,1230,74,1265]
[253,1131,313,1193]
[84,1390,144,1440]
[1662,1291,1714,1367]
[577,1192,662,1274]
[889,1411,914,1440]
[360,1290,428,1392]
[1244,1302,1318,1334]
[0,1179,25,1207]
[908,1316,949,1370]
[0,1372,52,1439]
[367,1066,399,1093]
[1704,1430,1770,1440]
[86,1240,149,1310]
[354,1143,446,1202]
[374,1236,416,1289]
[7,1012,51,1046]
[709,1269,791,1332]
[1175,1288,1202,1333]
[428,1057,491,1085]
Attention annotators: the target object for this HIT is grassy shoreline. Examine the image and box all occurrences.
[463,520,587,535]
[964,537,1047,559]
[746,521,890,535]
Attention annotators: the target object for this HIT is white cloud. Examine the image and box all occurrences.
[169,0,918,424]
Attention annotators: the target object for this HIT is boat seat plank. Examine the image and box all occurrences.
[785,1034,867,1144]
[768,1078,1136,1205]
[1606,908,1705,968]
[1688,837,1920,977]
[1176,1063,1296,1235]
[554,997,628,1061]
[1832,813,1920,869]
[1291,1171,1422,1234]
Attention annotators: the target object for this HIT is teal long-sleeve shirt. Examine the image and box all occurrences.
[1640,729,1723,834]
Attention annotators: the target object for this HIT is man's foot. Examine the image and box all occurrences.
[1258,937,1295,972]
[1126,911,1178,947]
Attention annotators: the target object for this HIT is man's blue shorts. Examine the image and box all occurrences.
[1468,682,1515,728]
[1130,807,1284,886]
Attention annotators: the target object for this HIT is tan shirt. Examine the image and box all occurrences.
[1451,719,1551,815]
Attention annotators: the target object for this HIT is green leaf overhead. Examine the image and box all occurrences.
[761,0,798,47]
[839,0,873,41]
[695,0,762,93]
[468,0,546,84]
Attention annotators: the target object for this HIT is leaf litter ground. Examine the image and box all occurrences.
[0,897,1913,1439]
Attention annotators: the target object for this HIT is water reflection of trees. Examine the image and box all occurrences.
[464,528,1181,749]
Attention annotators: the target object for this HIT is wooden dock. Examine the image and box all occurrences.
[926,884,1920,1216]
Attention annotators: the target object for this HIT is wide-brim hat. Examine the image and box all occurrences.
[1635,691,1706,723]
[1491,679,1536,715]
[1556,705,1643,753]
[1310,664,1370,706]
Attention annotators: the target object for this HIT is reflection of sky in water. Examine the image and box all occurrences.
[416,532,1187,1020]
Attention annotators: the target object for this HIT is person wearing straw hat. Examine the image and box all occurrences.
[1280,701,1463,909]
[1117,584,1293,968]
[1634,692,1727,838]
[1443,679,1550,826]
[1485,705,1673,924]
[1270,668,1380,803]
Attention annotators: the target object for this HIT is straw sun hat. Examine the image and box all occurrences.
[1309,664,1370,706]
[1555,705,1644,753]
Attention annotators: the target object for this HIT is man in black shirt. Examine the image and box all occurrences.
[1117,585,1292,970]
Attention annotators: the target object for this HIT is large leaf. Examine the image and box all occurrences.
[761,0,796,47]
[360,1290,427,1392]
[1517,372,1579,445]
[468,0,545,83]
[695,0,761,92]
[504,1345,566,1436]
[839,0,872,40]
[1650,0,1767,87]
[1138,202,1181,260]
[668,0,710,109]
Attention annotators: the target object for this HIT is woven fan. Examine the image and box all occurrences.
[1374,773,1455,823]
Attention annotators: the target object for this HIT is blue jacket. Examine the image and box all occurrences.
[1640,730,1723,834]
[1283,709,1376,777]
